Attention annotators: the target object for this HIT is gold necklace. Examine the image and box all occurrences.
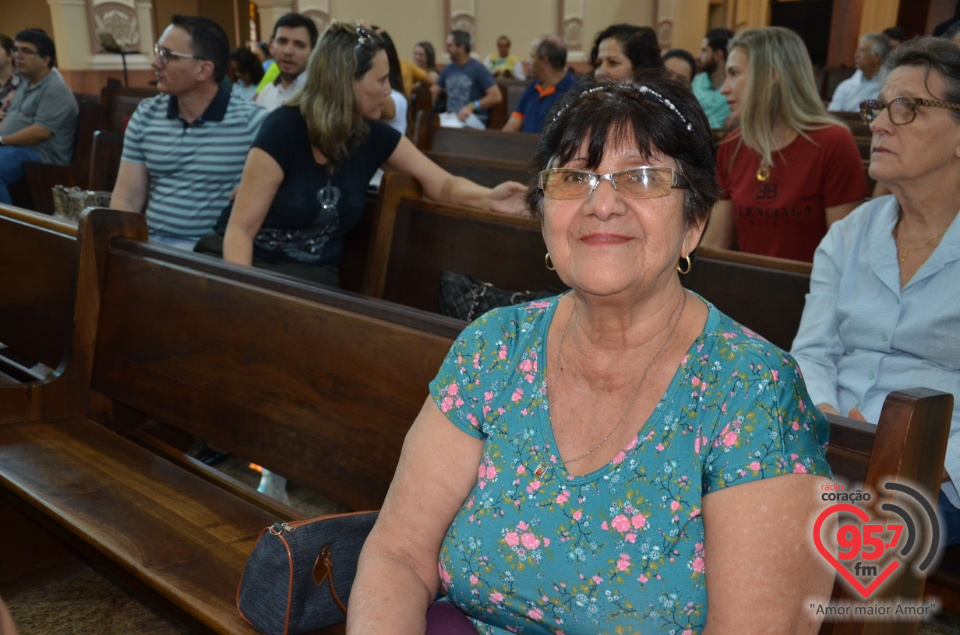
[756,166,771,182]
[896,228,946,264]
[555,292,688,466]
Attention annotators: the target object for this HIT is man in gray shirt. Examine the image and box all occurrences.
[0,29,78,205]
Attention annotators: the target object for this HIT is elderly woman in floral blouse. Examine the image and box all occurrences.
[349,71,834,635]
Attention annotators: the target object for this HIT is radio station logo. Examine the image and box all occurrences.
[813,481,941,600]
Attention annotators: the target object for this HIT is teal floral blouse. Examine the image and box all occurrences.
[429,295,832,634]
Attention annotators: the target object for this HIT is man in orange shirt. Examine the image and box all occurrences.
[502,37,576,134]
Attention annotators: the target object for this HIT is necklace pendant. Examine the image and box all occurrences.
[533,461,550,478]
[756,166,771,182]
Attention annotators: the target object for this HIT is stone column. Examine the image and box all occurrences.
[251,0,296,41]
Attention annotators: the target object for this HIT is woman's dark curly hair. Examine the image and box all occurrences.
[526,67,719,229]
[589,24,663,72]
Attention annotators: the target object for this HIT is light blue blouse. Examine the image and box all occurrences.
[791,195,960,506]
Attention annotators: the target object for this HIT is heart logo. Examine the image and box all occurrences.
[813,503,901,598]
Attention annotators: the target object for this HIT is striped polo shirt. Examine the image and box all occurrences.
[121,87,267,240]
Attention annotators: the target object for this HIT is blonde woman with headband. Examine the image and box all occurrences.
[203,20,526,287]
[349,72,833,634]
[702,26,868,262]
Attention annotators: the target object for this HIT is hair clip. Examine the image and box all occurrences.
[550,83,694,132]
[637,85,694,132]
[355,23,373,47]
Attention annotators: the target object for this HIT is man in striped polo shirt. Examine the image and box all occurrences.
[111,15,267,249]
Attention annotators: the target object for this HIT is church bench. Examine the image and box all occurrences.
[0,204,79,381]
[425,150,533,188]
[20,97,107,214]
[0,206,461,632]
[361,172,564,313]
[411,111,540,162]
[681,246,812,351]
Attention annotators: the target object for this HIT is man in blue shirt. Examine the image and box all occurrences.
[432,30,502,127]
[692,28,733,130]
[502,37,576,134]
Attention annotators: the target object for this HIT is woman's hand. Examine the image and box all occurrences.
[816,402,840,417]
[489,181,529,216]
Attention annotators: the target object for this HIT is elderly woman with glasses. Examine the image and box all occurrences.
[206,20,526,287]
[791,37,960,546]
[349,71,834,635]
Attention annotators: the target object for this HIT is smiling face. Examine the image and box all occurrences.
[272,25,312,83]
[868,65,960,190]
[541,130,702,300]
[721,46,749,117]
[354,49,391,119]
[594,38,633,81]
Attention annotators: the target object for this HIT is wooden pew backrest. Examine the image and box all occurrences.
[363,173,564,313]
[0,206,78,372]
[683,247,812,351]
[91,240,463,511]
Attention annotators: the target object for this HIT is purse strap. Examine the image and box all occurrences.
[313,545,348,615]
[468,282,492,321]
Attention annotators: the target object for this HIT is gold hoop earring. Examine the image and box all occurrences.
[544,253,556,270]
[677,254,692,275]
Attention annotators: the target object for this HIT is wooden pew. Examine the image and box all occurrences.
[425,150,533,188]
[0,204,78,381]
[20,97,107,214]
[412,111,540,162]
[682,246,812,351]
[362,172,564,312]
[0,206,463,632]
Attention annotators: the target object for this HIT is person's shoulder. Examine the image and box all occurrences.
[700,301,802,374]
[132,93,172,120]
[829,195,895,236]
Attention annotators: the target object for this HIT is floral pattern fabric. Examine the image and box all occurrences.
[430,294,831,635]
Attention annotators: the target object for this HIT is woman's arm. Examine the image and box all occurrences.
[348,399,484,634]
[383,136,528,215]
[702,474,833,634]
[700,200,736,250]
[222,148,284,266]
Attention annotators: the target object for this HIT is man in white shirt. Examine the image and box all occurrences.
[256,13,317,112]
[828,33,890,112]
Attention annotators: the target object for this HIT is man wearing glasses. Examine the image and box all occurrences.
[0,29,77,205]
[111,14,266,249]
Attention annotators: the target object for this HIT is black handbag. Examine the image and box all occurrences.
[237,511,378,634]
[438,271,556,321]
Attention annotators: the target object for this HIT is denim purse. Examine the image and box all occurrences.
[237,511,379,634]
